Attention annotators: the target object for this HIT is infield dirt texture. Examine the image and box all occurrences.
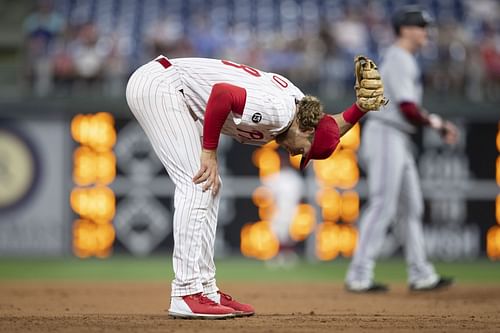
[0,259,499,332]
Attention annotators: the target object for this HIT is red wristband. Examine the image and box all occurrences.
[342,103,365,124]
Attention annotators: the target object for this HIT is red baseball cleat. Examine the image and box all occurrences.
[169,293,235,319]
[210,291,255,317]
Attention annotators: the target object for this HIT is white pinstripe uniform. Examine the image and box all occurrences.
[126,56,304,297]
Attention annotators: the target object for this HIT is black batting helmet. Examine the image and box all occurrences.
[392,6,434,35]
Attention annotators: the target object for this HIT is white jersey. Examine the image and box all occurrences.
[126,57,304,299]
[367,44,423,133]
[170,57,305,145]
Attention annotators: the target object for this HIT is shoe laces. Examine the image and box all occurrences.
[188,293,218,305]
[219,291,233,301]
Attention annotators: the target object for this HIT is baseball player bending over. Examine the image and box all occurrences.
[126,55,386,318]
[345,6,458,293]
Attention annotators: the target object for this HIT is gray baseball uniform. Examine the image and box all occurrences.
[346,44,438,287]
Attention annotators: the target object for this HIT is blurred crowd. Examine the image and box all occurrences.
[23,0,125,96]
[23,0,500,101]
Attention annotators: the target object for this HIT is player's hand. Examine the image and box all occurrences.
[193,149,220,196]
[429,114,459,145]
[441,121,459,145]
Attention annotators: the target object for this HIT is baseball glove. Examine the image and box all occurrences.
[354,55,388,111]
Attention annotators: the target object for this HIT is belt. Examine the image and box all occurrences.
[155,57,199,122]
[156,57,172,69]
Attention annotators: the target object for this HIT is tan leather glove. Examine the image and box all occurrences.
[354,55,389,111]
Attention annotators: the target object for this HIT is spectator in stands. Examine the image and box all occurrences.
[145,16,193,59]
[333,7,370,59]
[480,22,500,100]
[426,18,468,97]
[23,0,65,53]
[19,0,500,102]
[23,0,65,96]
[71,23,109,90]
[189,13,225,58]
[103,32,128,97]
[52,37,76,94]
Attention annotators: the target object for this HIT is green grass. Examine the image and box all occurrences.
[0,256,499,283]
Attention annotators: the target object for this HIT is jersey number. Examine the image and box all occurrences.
[272,75,288,88]
[237,128,264,140]
[221,60,261,77]
[221,60,290,89]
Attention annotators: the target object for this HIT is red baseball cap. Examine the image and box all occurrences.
[299,116,340,170]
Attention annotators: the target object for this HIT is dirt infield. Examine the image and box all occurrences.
[0,281,499,332]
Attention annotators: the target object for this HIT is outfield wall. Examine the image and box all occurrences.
[0,96,498,260]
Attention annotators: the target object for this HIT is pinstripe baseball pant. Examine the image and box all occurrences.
[126,57,220,297]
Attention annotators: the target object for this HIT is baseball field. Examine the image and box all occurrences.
[0,257,499,332]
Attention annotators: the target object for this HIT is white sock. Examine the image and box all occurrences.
[205,292,220,303]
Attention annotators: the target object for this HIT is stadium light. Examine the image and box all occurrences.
[71,113,117,258]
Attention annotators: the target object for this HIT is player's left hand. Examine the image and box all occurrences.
[193,149,220,195]
[441,120,459,145]
[429,114,459,145]
[354,55,389,111]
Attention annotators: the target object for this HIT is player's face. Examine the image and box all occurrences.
[403,26,429,49]
[414,26,429,48]
[277,119,314,156]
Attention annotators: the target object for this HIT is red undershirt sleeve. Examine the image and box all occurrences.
[202,83,247,150]
[342,103,365,124]
[399,101,430,126]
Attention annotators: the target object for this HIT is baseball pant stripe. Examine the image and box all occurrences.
[126,61,220,297]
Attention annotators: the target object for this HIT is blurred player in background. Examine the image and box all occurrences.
[345,6,459,293]
[265,153,304,267]
[126,55,386,318]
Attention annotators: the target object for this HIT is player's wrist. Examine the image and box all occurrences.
[343,103,367,125]
[428,113,443,130]
[355,102,369,113]
[201,148,217,158]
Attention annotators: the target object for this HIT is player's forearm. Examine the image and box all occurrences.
[203,98,231,150]
[399,101,450,131]
[332,103,366,137]
[399,101,431,126]
[202,83,247,150]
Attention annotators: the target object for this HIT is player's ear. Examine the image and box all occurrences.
[303,127,315,142]
[304,127,315,135]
